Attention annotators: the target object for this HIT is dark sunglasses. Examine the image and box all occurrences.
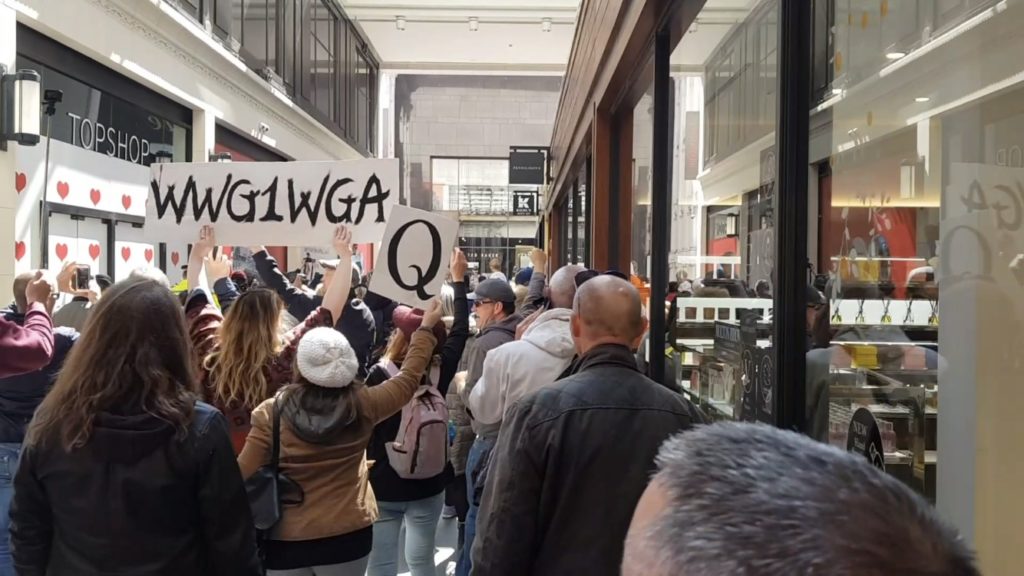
[473,299,496,308]
[574,269,629,288]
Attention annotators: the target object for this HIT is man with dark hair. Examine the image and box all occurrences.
[454,276,520,576]
[623,422,979,576]
[472,276,702,576]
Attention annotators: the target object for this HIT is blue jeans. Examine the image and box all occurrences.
[456,436,495,576]
[0,443,21,576]
[367,492,445,576]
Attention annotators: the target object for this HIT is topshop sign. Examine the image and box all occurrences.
[67,112,151,165]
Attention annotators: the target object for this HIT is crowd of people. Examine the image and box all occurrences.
[0,228,981,576]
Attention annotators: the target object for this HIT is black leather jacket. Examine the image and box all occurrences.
[473,344,703,576]
[10,402,262,576]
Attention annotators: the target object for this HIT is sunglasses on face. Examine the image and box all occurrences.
[473,299,496,308]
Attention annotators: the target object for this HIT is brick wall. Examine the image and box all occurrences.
[395,75,562,210]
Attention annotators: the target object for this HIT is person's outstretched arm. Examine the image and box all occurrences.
[250,246,316,320]
[519,248,549,317]
[363,299,442,423]
[320,226,353,327]
[186,225,216,298]
[0,273,54,378]
[438,248,470,395]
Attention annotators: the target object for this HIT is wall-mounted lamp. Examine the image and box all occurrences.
[257,121,270,136]
[396,16,406,31]
[209,151,232,163]
[541,18,552,33]
[153,150,175,164]
[726,213,738,237]
[469,17,479,32]
[0,65,42,151]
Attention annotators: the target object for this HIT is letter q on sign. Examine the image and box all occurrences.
[369,205,459,308]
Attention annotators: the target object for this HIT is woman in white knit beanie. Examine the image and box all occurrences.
[238,228,444,576]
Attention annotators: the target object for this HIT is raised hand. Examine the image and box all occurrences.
[205,254,233,281]
[450,248,468,281]
[25,271,54,307]
[333,225,353,258]
[194,225,217,258]
[530,248,548,273]
[56,261,84,295]
[421,298,443,328]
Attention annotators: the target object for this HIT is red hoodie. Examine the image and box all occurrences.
[0,302,54,378]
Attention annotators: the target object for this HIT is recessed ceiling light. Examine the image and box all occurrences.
[915,96,930,102]
[542,18,552,33]
[832,88,843,95]
[396,16,406,31]
[885,51,907,60]
[469,17,479,32]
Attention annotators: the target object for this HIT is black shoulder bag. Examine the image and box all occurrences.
[244,397,304,555]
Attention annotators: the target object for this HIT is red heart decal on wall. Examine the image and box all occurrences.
[144,248,154,263]
[56,181,69,200]
[121,194,132,210]
[170,251,180,266]
[222,247,234,258]
[55,243,69,262]
[15,173,26,194]
[90,189,102,206]
[121,246,132,262]
[14,241,26,262]
[89,243,101,261]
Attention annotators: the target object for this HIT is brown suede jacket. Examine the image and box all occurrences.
[237,329,437,542]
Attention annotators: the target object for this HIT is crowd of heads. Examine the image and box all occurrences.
[0,239,980,576]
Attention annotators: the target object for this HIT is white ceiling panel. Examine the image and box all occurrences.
[343,0,578,69]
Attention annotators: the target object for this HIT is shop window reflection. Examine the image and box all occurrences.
[661,0,779,426]
[806,1,1024,541]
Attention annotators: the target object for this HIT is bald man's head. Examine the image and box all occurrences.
[548,264,586,310]
[12,272,34,313]
[571,275,646,352]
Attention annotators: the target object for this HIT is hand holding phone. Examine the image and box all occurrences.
[74,265,91,292]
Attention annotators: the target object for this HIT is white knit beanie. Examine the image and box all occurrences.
[296,327,359,388]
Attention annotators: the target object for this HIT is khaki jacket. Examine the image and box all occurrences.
[237,329,436,542]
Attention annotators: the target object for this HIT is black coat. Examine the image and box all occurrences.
[0,311,78,443]
[365,281,471,502]
[253,251,375,375]
[10,402,262,576]
[472,344,703,576]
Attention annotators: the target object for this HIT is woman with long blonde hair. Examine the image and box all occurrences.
[187,225,353,452]
[10,276,261,575]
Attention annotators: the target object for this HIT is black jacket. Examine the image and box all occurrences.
[10,402,262,576]
[472,344,703,576]
[0,310,78,443]
[365,281,470,502]
[252,250,375,375]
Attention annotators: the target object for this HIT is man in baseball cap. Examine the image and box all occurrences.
[458,275,520,574]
